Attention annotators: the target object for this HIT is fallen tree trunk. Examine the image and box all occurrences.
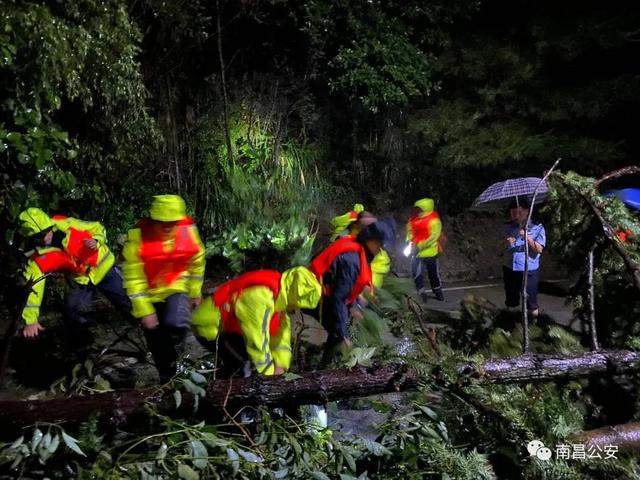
[2,350,640,433]
[458,349,640,383]
[574,422,640,453]
[0,364,418,434]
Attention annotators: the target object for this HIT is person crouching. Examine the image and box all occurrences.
[310,219,394,362]
[191,267,321,377]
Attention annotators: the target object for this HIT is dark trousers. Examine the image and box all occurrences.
[503,266,539,311]
[64,265,131,325]
[320,297,350,345]
[144,293,192,382]
[197,333,252,378]
[412,255,443,294]
[64,266,131,355]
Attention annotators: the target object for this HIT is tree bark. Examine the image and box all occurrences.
[573,422,640,453]
[2,351,640,433]
[459,349,640,383]
[0,364,418,434]
[594,166,640,188]
[216,0,234,165]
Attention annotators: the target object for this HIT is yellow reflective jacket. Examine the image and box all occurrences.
[122,221,205,318]
[406,198,442,258]
[192,287,291,375]
[371,248,391,289]
[21,216,115,325]
[191,267,321,376]
[330,203,364,241]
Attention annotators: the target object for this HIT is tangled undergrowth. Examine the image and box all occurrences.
[2,274,640,480]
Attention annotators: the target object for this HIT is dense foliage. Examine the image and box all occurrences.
[2,1,640,479]
[2,277,640,479]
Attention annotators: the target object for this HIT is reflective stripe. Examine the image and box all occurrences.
[256,359,274,373]
[95,250,113,269]
[256,356,273,367]
[260,307,271,368]
[128,292,148,299]
[24,304,41,308]
[185,274,204,280]
[272,345,292,352]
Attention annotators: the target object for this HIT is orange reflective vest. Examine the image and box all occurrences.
[310,236,372,305]
[409,211,442,250]
[31,217,99,275]
[51,215,100,268]
[212,270,283,336]
[32,249,87,276]
[139,217,201,289]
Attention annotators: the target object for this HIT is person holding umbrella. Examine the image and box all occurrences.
[472,177,550,318]
[503,198,546,317]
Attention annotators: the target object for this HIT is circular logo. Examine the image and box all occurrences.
[527,440,544,457]
[536,447,552,461]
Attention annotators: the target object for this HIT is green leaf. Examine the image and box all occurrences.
[370,400,392,413]
[237,448,263,463]
[290,435,302,456]
[9,435,24,449]
[6,131,21,144]
[416,404,438,420]
[47,434,60,454]
[201,432,229,449]
[190,371,207,384]
[51,130,69,143]
[226,448,240,474]
[189,440,208,470]
[61,431,86,457]
[174,390,182,409]
[182,378,206,397]
[84,359,93,378]
[283,372,302,381]
[344,347,376,368]
[178,463,200,480]
[312,472,331,480]
[274,468,289,479]
[156,442,167,461]
[342,448,356,472]
[30,428,43,453]
[361,439,391,457]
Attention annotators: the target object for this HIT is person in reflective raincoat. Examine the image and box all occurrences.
[407,198,444,303]
[330,204,392,290]
[330,203,365,241]
[311,219,394,360]
[17,207,129,345]
[191,266,321,377]
[122,195,205,381]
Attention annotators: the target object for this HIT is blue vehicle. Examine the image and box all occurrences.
[604,188,640,211]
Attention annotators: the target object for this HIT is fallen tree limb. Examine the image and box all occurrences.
[574,422,640,453]
[0,364,418,434]
[594,166,640,188]
[2,350,640,434]
[458,349,640,383]
[562,178,640,292]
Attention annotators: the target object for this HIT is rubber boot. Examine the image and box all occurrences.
[418,288,429,304]
[144,327,178,383]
